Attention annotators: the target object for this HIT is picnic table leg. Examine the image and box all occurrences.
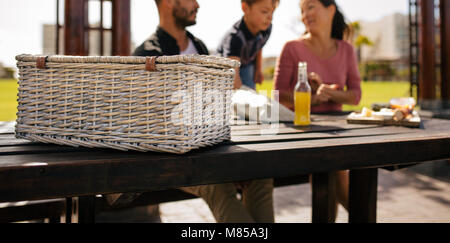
[65,197,73,223]
[312,172,336,223]
[349,168,378,223]
[77,195,96,223]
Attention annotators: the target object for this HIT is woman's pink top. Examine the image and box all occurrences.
[274,38,362,113]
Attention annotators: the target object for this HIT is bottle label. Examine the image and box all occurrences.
[294,91,311,126]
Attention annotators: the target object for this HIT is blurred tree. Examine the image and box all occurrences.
[348,21,374,82]
[348,21,373,63]
[0,62,6,78]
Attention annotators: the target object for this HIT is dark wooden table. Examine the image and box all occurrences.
[1,114,449,223]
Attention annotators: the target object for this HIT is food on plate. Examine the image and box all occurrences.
[348,99,421,127]
[393,109,405,121]
[390,97,416,113]
[361,107,373,117]
[374,108,394,119]
[371,103,390,112]
[353,106,415,122]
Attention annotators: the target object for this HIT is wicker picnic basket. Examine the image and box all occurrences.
[15,54,239,154]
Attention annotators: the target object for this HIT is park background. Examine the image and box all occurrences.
[1,0,413,121]
[1,0,449,224]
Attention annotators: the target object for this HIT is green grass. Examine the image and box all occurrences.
[343,81,412,111]
[256,80,412,112]
[0,79,18,121]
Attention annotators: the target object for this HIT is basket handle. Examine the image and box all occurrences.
[36,56,48,69]
[145,56,157,71]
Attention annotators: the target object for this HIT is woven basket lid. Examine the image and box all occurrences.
[16,54,240,69]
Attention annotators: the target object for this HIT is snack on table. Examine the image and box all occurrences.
[361,107,373,117]
[393,109,405,121]
[347,98,421,128]
[371,103,390,112]
[390,97,416,114]
[350,106,412,122]
[374,108,395,120]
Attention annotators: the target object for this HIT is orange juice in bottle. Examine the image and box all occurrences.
[294,62,311,126]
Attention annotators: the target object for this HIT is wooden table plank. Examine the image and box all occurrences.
[235,129,449,152]
[0,129,448,203]
[0,120,448,167]
[0,144,94,156]
[230,122,381,136]
[231,126,417,144]
[3,117,448,156]
[0,127,442,166]
[231,117,450,134]
[0,140,38,147]
[0,126,415,156]
[2,117,447,147]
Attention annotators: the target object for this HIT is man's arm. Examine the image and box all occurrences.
[254,50,264,85]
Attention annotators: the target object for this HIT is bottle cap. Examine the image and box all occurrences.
[298,62,307,68]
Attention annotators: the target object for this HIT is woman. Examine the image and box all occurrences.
[273,0,362,221]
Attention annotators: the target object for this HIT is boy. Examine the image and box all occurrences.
[217,0,279,90]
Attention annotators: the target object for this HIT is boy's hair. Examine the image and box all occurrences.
[154,0,161,6]
[242,0,280,7]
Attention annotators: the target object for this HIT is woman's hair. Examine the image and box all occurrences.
[317,0,349,40]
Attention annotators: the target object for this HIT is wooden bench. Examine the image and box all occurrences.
[0,174,310,223]
[0,199,65,223]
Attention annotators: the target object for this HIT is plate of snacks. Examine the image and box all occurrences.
[347,98,421,128]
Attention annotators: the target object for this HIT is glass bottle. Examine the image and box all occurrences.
[294,62,311,126]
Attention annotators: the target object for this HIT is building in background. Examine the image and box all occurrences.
[359,13,410,81]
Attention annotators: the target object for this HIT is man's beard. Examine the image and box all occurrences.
[173,6,197,29]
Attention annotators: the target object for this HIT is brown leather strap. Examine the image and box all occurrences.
[145,56,157,71]
[36,56,47,69]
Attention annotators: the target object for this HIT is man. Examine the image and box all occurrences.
[132,0,274,223]
[133,0,208,56]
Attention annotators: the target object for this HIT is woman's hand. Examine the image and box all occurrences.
[308,72,322,94]
[320,83,360,105]
[308,72,330,106]
[313,84,339,105]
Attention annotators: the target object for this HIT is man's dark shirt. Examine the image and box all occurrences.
[133,27,209,56]
[217,17,271,67]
